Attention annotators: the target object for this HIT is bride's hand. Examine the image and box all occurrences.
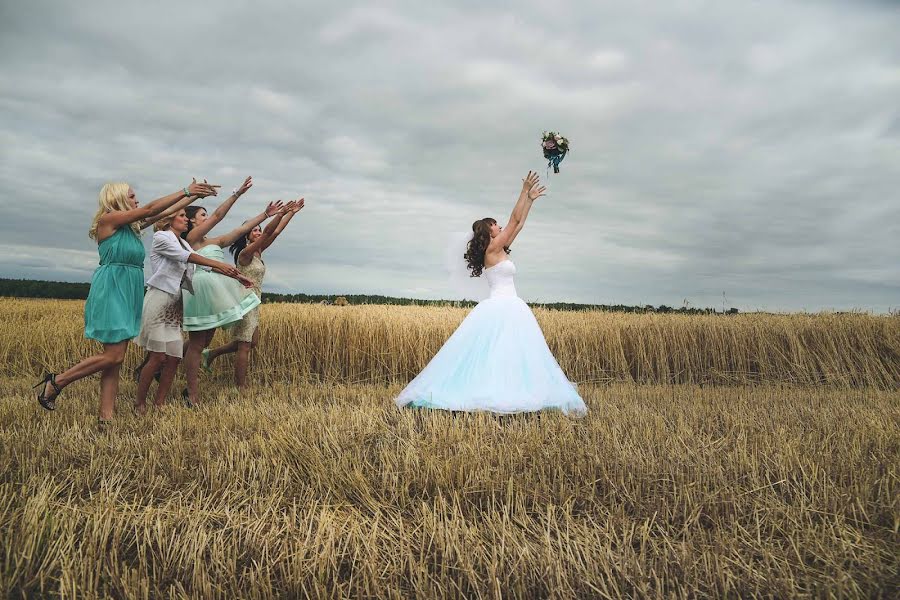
[521,171,540,192]
[527,183,546,201]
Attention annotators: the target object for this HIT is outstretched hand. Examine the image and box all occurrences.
[527,183,546,201]
[523,171,545,201]
[264,200,284,217]
[291,197,305,213]
[188,178,220,198]
[280,200,298,214]
[213,263,240,278]
[233,176,253,198]
[212,262,254,288]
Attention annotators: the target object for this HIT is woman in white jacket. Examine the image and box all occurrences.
[134,209,252,415]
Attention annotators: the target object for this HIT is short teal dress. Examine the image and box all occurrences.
[182,244,260,331]
[84,226,146,343]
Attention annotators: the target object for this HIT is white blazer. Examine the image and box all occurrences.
[146,230,196,295]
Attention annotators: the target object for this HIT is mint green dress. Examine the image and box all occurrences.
[182,244,260,331]
[84,226,146,343]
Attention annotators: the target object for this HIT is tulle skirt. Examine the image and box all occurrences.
[395,296,587,416]
[182,269,260,332]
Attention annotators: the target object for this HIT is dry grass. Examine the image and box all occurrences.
[0,299,898,597]
[1,379,897,598]
[3,300,900,388]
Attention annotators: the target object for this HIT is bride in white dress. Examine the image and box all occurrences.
[395,171,587,417]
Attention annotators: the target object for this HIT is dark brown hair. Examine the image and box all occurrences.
[182,205,207,239]
[464,217,509,277]
[229,222,261,265]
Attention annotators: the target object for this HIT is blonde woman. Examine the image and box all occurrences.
[33,180,219,425]
[133,209,252,415]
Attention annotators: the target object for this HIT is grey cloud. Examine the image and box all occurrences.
[0,0,898,312]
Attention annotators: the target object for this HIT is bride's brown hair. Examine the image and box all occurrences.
[465,217,510,277]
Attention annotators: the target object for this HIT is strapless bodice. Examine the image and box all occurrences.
[484,259,517,299]
[196,244,225,261]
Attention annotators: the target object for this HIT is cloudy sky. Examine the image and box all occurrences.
[1,1,897,312]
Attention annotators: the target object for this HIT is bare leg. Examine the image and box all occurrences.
[234,342,252,388]
[43,341,129,405]
[134,352,167,415]
[206,340,239,365]
[132,351,151,381]
[98,356,126,422]
[234,327,260,388]
[184,331,205,405]
[185,329,216,405]
[154,356,181,407]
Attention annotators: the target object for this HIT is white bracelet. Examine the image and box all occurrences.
[231,188,239,197]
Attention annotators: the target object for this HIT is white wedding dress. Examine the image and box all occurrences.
[395,260,587,416]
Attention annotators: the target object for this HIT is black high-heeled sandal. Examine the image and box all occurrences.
[33,373,61,411]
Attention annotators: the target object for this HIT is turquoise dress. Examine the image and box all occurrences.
[84,226,146,343]
[182,244,260,331]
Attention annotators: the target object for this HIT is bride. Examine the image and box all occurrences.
[395,171,587,416]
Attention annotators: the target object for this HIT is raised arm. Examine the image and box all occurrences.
[141,193,200,230]
[259,197,304,252]
[236,201,297,265]
[100,181,218,234]
[208,200,284,249]
[492,172,545,250]
[185,176,253,245]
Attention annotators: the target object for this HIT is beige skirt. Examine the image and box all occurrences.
[230,305,259,343]
[136,287,185,357]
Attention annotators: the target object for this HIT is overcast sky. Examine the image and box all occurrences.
[1,1,897,312]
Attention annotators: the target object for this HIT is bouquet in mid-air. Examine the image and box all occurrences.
[541,131,569,173]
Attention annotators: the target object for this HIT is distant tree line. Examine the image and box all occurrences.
[0,278,738,314]
[0,278,92,300]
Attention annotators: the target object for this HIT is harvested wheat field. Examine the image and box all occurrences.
[4,300,900,387]
[1,300,898,598]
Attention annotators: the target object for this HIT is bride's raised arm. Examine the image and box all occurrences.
[491,171,546,250]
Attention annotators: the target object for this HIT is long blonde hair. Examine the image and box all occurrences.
[88,182,141,240]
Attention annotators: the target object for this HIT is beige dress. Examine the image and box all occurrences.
[230,253,265,342]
